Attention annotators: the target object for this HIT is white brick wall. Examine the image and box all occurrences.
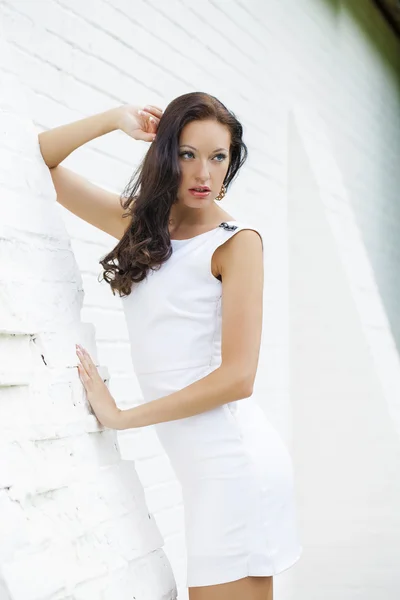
[0,39,177,600]
[1,1,399,599]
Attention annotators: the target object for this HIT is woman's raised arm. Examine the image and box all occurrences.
[37,105,162,239]
[38,108,121,169]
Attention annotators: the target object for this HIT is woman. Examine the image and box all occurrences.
[38,91,303,600]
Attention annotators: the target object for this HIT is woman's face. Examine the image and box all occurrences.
[177,119,231,208]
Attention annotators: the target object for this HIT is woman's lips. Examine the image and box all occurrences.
[189,189,211,198]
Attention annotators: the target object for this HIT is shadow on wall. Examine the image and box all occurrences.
[287,104,400,599]
[0,38,177,600]
[319,0,400,71]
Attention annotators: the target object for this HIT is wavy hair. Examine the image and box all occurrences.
[99,91,248,297]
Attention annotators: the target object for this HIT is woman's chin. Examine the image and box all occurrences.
[182,197,212,208]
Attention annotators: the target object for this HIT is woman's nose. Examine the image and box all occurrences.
[196,162,210,179]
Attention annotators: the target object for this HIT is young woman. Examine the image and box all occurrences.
[38,91,303,600]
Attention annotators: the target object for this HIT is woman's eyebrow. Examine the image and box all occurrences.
[179,145,228,152]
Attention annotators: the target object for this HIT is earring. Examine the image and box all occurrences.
[215,184,226,202]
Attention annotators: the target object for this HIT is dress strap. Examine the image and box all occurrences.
[214,221,264,253]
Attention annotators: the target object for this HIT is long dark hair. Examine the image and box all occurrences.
[99,91,248,297]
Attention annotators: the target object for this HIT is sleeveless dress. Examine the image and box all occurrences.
[121,220,303,588]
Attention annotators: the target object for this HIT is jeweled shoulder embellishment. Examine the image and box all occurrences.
[219,222,238,231]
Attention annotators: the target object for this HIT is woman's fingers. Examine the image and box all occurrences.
[139,109,160,121]
[138,111,159,136]
[76,347,89,375]
[130,126,156,142]
[138,110,158,124]
[137,131,157,142]
[76,345,97,374]
[144,105,163,116]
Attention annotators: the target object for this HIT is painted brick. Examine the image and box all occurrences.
[1,1,400,598]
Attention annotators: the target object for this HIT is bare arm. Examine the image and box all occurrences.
[116,365,249,430]
[38,108,120,169]
[48,165,129,240]
[37,105,162,239]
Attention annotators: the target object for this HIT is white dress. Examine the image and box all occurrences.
[121,220,303,588]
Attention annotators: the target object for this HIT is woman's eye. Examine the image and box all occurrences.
[179,151,227,161]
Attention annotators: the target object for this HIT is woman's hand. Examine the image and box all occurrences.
[115,103,163,142]
[76,343,122,429]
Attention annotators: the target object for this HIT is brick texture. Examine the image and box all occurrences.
[1,1,399,599]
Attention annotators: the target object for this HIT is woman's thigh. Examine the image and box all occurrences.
[188,575,273,600]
